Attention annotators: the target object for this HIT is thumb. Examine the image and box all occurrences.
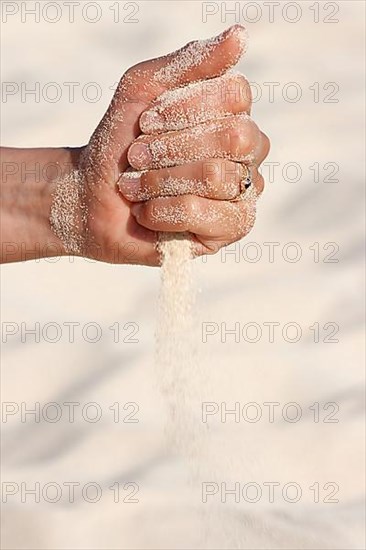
[85,25,248,185]
[119,24,248,102]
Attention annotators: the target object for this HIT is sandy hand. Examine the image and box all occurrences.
[75,25,265,265]
[84,25,247,185]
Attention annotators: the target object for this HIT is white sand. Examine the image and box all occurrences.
[1,1,365,549]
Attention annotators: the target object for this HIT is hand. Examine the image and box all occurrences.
[120,73,269,257]
[54,25,269,265]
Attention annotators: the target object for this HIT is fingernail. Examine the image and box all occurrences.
[140,110,164,132]
[211,24,245,43]
[128,142,152,169]
[235,25,248,55]
[229,25,248,55]
[118,171,142,198]
[228,24,246,34]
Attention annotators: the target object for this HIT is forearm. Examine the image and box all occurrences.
[0,146,81,263]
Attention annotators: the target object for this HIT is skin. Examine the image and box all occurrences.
[0,25,270,266]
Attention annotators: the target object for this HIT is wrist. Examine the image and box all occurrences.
[1,146,83,263]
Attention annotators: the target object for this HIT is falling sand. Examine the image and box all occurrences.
[155,232,202,457]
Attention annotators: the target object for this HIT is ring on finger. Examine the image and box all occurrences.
[231,164,252,202]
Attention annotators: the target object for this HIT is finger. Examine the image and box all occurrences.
[139,72,252,134]
[129,190,257,250]
[85,25,248,184]
[119,25,248,104]
[119,157,266,202]
[128,114,262,170]
[256,131,270,166]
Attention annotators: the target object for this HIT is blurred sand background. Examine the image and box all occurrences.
[1,1,365,548]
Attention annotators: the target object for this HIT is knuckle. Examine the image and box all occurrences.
[226,118,251,157]
[246,118,259,143]
[261,132,271,158]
